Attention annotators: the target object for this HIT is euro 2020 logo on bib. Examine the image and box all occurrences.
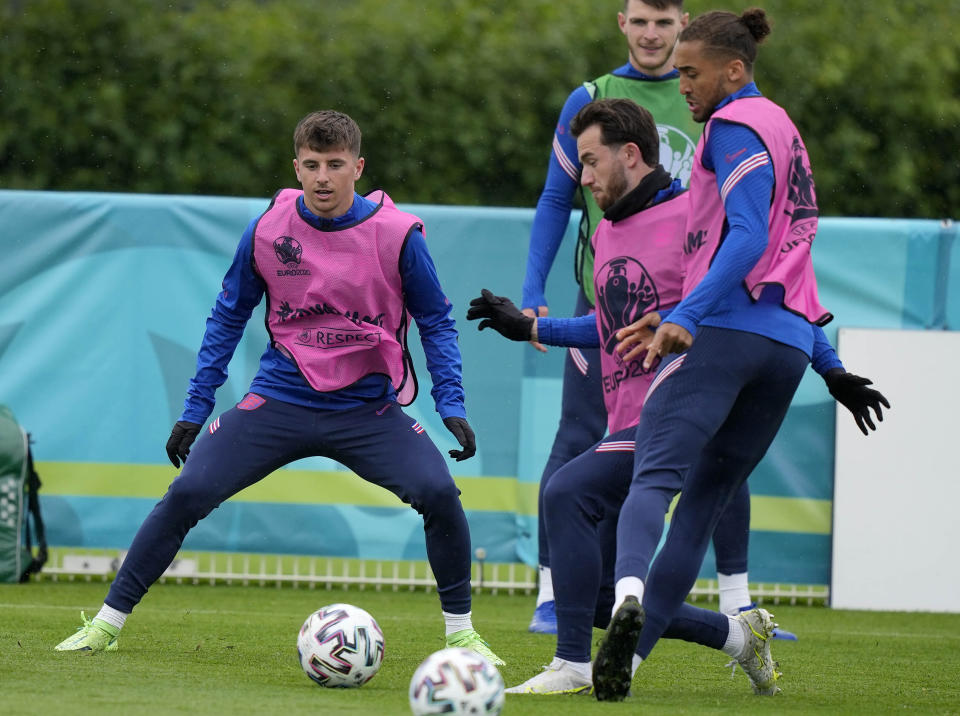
[596,256,659,359]
[657,124,696,187]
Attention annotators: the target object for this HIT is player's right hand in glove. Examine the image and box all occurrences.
[165,420,202,468]
[824,368,891,435]
[466,289,535,342]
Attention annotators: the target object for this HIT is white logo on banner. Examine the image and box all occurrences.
[658,124,696,187]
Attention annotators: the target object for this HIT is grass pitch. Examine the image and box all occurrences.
[2,580,958,715]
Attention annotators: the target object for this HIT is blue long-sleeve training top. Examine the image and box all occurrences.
[180,192,466,424]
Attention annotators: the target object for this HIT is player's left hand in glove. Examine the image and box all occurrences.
[824,368,891,435]
[443,417,476,462]
[466,289,535,341]
[165,420,202,467]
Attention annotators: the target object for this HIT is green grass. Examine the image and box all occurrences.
[2,581,959,715]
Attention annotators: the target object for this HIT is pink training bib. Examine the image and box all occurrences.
[252,189,421,404]
[683,96,831,325]
[592,192,686,432]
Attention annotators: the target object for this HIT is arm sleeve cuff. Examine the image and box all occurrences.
[537,314,600,348]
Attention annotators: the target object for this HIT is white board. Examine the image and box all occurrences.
[831,328,960,612]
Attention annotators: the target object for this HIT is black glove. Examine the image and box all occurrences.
[466,289,535,341]
[824,368,890,435]
[443,416,476,462]
[165,420,202,467]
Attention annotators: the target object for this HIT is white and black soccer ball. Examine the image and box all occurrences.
[409,647,505,715]
[296,603,385,688]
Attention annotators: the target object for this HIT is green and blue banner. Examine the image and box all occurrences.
[0,189,955,584]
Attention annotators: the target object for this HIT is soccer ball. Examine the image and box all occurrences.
[408,647,505,715]
[296,603,385,688]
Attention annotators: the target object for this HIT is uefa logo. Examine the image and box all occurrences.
[274,236,303,266]
[595,256,658,356]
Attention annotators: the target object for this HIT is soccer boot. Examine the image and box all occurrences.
[527,600,558,634]
[505,657,593,695]
[737,603,798,641]
[592,596,644,702]
[446,628,505,666]
[735,607,782,694]
[54,612,119,653]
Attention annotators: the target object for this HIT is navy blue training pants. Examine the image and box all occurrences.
[544,428,751,662]
[536,291,751,580]
[615,327,809,659]
[106,396,473,614]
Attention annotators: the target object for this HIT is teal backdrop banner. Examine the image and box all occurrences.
[0,189,955,584]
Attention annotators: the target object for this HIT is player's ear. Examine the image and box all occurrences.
[725,57,746,84]
[354,156,365,180]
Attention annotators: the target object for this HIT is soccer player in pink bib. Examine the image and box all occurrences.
[54,110,502,666]
[591,9,888,699]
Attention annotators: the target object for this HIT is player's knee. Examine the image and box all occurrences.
[409,476,462,515]
[162,478,218,520]
[543,473,581,516]
[543,478,594,538]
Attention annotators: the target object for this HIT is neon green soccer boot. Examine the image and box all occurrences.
[54,612,119,653]
[735,607,781,694]
[446,629,505,666]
